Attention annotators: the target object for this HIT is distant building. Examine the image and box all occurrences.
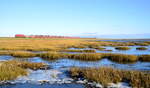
[15,34,80,39]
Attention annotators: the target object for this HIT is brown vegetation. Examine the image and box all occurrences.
[70,67,150,88]
[115,47,131,50]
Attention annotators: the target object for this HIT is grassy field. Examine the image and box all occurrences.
[0,38,150,51]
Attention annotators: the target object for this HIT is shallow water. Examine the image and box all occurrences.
[97,46,150,55]
[0,54,150,87]
[99,39,150,43]
[13,57,150,71]
[69,46,150,55]
[0,83,85,88]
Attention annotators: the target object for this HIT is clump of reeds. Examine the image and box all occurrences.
[103,53,138,63]
[70,67,150,87]
[87,44,100,49]
[115,47,131,50]
[68,53,102,61]
[136,47,148,50]
[134,42,149,46]
[0,62,27,81]
[61,49,96,53]
[37,52,62,60]
[10,51,36,57]
[0,51,10,55]
[3,60,47,70]
[138,55,150,62]
[96,47,106,51]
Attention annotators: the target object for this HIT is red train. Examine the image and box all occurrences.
[15,34,80,39]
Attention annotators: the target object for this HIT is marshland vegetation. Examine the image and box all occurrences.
[115,46,131,50]
[0,38,150,86]
[0,60,47,81]
[70,67,150,87]
[136,47,148,50]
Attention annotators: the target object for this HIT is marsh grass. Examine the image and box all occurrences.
[138,55,150,62]
[68,53,102,61]
[61,49,96,53]
[0,62,27,81]
[0,51,10,55]
[103,53,138,63]
[136,47,148,50]
[0,60,47,81]
[3,60,47,70]
[10,51,36,57]
[70,67,150,87]
[115,47,131,50]
[37,52,62,60]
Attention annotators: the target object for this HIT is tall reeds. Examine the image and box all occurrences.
[70,67,150,87]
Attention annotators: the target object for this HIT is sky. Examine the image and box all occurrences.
[0,0,150,38]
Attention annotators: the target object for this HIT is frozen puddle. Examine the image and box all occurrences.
[12,69,74,84]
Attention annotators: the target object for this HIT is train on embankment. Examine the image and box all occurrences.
[15,34,80,38]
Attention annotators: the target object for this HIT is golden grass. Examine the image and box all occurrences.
[115,47,131,50]
[68,53,102,61]
[103,53,138,63]
[37,52,63,60]
[3,60,47,70]
[136,47,148,50]
[70,67,150,87]
[0,61,27,81]
[61,49,96,53]
[10,51,36,57]
[138,55,150,62]
[0,60,47,81]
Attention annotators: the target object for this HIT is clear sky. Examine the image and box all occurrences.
[0,0,150,37]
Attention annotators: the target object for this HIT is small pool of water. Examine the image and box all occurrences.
[13,57,150,71]
[97,46,150,55]
[69,46,150,55]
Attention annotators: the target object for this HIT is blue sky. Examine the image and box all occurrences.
[0,0,150,37]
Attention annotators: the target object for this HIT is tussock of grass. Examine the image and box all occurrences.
[61,49,96,53]
[138,55,150,62]
[136,47,148,50]
[3,60,47,70]
[96,47,106,50]
[0,62,27,81]
[70,67,150,87]
[87,44,100,49]
[10,51,36,57]
[68,53,102,61]
[115,47,130,50]
[103,53,138,63]
[37,52,62,60]
[0,51,10,55]
[70,45,87,49]
[0,60,47,81]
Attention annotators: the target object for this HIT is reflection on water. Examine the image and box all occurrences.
[69,46,150,55]
[0,83,85,88]
[13,57,150,71]
[0,56,13,61]
[97,46,150,55]
[99,39,150,43]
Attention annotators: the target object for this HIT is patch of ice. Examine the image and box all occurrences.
[13,69,62,84]
[108,82,131,88]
